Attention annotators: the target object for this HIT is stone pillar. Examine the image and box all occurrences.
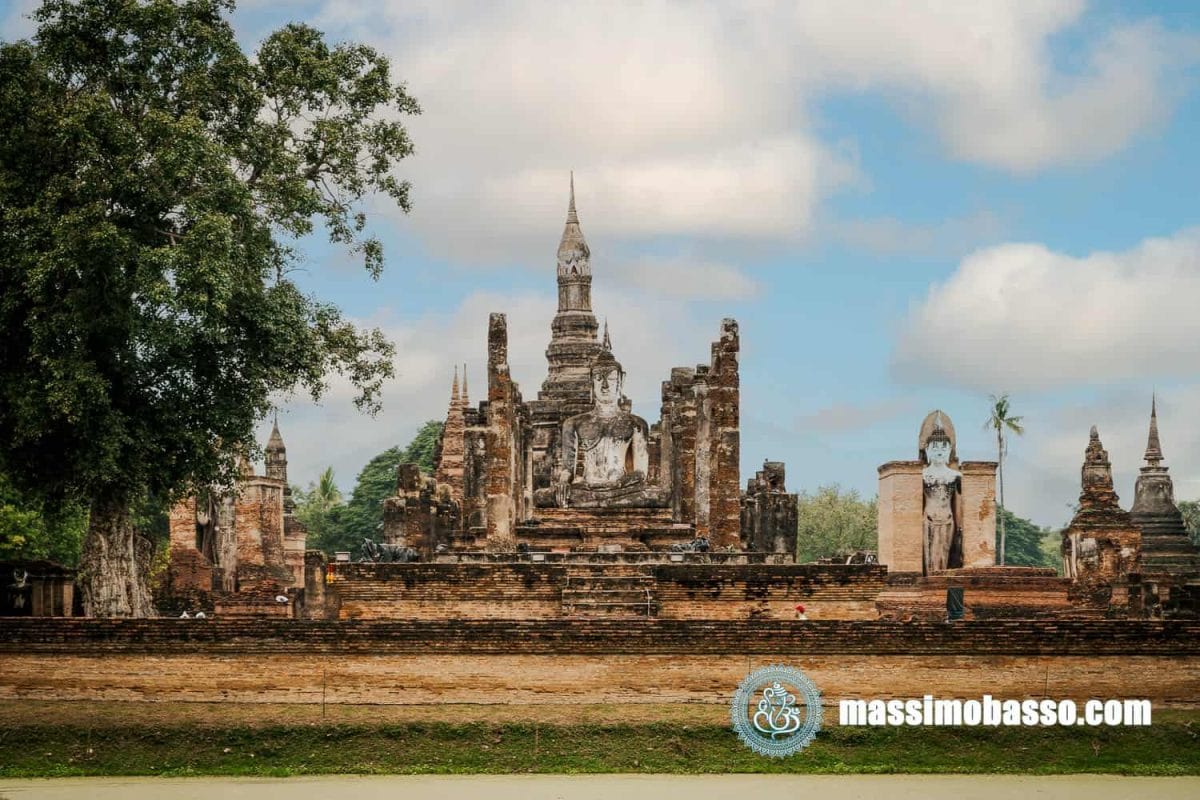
[485,313,517,547]
[693,377,711,537]
[708,318,741,548]
[166,497,213,592]
[301,550,327,619]
[877,461,924,573]
[960,461,998,568]
[233,476,288,587]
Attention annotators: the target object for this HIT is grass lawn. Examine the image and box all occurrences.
[1,702,1197,777]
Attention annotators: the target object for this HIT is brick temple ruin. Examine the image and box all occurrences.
[16,181,1195,626]
[380,178,795,558]
[297,183,1196,624]
[163,419,307,615]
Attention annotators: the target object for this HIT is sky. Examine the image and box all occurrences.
[3,0,1199,528]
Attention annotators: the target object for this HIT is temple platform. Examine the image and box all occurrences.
[517,506,696,550]
[876,566,1079,621]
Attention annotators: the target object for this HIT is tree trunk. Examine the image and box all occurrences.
[79,496,157,618]
[997,429,1006,566]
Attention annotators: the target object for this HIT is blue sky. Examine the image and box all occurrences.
[4,0,1199,527]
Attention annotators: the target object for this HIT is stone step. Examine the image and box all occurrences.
[562,588,654,604]
[562,600,658,617]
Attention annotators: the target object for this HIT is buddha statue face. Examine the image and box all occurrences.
[926,438,951,467]
[591,365,621,414]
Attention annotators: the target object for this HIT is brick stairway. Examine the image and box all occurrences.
[561,566,657,617]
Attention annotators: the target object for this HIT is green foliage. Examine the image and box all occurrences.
[0,473,88,565]
[302,420,442,556]
[1039,529,1064,575]
[4,711,1200,776]
[0,0,417,521]
[994,507,1052,568]
[1180,500,1199,547]
[400,419,443,474]
[796,484,877,563]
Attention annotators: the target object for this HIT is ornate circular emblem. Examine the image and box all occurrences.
[730,664,823,757]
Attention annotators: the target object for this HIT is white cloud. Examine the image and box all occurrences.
[290,0,1195,264]
[608,256,758,301]
[826,210,1008,257]
[794,399,918,434]
[1002,386,1200,527]
[891,228,1200,393]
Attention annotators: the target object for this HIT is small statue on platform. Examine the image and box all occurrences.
[669,536,711,553]
[538,345,668,509]
[921,413,963,574]
[360,538,420,563]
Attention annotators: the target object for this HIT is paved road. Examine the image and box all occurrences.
[3,775,1199,800]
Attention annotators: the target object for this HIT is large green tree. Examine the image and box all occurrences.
[302,420,442,556]
[0,0,418,615]
[795,484,877,563]
[0,473,89,565]
[994,507,1052,568]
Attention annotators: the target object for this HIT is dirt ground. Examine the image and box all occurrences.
[0,699,730,727]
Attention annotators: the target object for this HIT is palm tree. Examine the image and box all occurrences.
[312,467,342,513]
[985,394,1024,566]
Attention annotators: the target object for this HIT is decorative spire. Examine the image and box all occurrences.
[602,318,611,351]
[567,170,578,224]
[1079,424,1118,506]
[266,413,285,453]
[556,172,590,282]
[1144,393,1163,466]
[450,365,460,407]
[461,363,469,409]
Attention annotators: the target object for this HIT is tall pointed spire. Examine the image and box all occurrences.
[460,363,469,409]
[567,170,578,224]
[435,366,467,505]
[602,318,611,351]
[541,172,602,408]
[1144,393,1163,465]
[266,412,285,454]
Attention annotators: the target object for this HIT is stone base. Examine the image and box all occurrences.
[519,507,694,550]
[876,566,1078,621]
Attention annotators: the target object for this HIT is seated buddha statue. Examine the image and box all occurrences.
[538,347,668,509]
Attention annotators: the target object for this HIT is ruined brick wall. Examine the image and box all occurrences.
[877,461,924,573]
[707,319,741,548]
[2,619,1198,707]
[654,321,741,546]
[661,368,698,526]
[651,564,885,620]
[166,497,211,592]
[321,563,887,620]
[740,462,799,554]
[234,478,286,572]
[960,461,998,567]
[283,517,307,590]
[484,313,525,548]
[381,464,460,556]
